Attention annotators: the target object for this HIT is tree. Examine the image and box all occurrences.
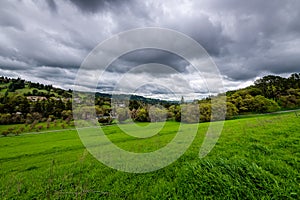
[254,75,285,100]
[148,105,167,122]
[167,105,180,121]
[228,93,244,112]
[288,73,300,89]
[129,100,140,110]
[130,109,138,121]
[32,89,38,96]
[181,103,199,123]
[242,94,255,112]
[226,102,238,119]
[278,94,300,109]
[253,95,280,113]
[116,107,130,123]
[135,108,149,122]
[180,96,185,104]
[61,110,72,120]
[199,103,211,122]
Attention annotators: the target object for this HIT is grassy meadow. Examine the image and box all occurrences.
[0,112,299,199]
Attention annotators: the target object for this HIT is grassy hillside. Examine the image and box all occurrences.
[0,112,299,199]
[0,77,72,98]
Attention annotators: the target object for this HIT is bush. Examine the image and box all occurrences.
[61,124,65,129]
[0,113,12,125]
[98,116,113,125]
[14,129,21,136]
[36,125,43,132]
[19,126,25,133]
[1,130,9,137]
[7,127,16,133]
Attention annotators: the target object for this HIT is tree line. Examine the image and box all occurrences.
[113,73,300,123]
[0,73,299,125]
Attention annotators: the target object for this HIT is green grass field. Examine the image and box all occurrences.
[0,112,299,199]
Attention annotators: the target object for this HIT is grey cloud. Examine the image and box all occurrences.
[135,84,173,95]
[0,9,24,30]
[23,66,77,89]
[107,49,189,74]
[193,0,300,81]
[46,0,58,13]
[165,13,231,56]
[0,0,299,99]
[69,0,134,14]
[0,56,29,71]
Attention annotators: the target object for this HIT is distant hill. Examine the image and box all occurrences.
[0,76,175,105]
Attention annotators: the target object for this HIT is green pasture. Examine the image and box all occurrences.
[0,112,299,199]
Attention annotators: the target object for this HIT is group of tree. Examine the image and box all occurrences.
[0,73,299,126]
[0,77,73,124]
[0,94,73,124]
[226,73,300,113]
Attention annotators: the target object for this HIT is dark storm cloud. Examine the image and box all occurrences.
[107,49,189,74]
[46,0,57,13]
[162,13,232,57]
[197,0,300,80]
[69,0,134,13]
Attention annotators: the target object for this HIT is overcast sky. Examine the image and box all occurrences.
[0,0,300,100]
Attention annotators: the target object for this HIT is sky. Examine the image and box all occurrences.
[0,0,300,100]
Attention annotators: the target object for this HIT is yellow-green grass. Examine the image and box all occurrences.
[0,112,299,199]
